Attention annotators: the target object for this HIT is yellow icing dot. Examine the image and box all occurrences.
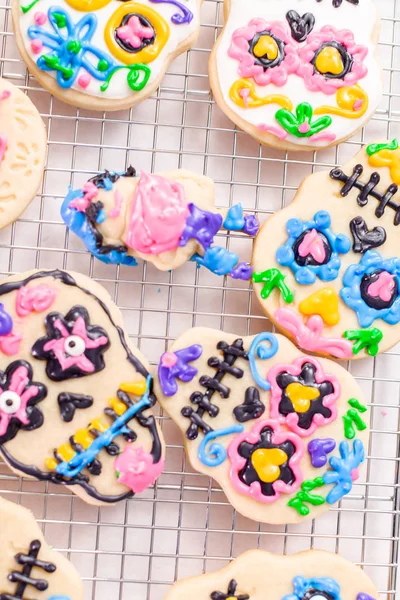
[65,0,111,11]
[251,448,288,483]
[299,287,340,326]
[45,457,59,471]
[315,46,344,76]
[253,35,278,60]
[369,148,400,185]
[74,428,94,449]
[109,396,127,415]
[286,382,319,413]
[120,377,147,396]
[56,443,75,462]
[89,418,108,433]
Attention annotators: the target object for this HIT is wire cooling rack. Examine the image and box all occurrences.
[1,0,400,599]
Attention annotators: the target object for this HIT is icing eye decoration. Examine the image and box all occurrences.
[267,357,340,437]
[282,576,342,600]
[0,360,47,444]
[228,419,303,503]
[228,20,300,86]
[32,306,110,381]
[105,3,169,65]
[276,211,351,285]
[341,251,400,328]
[298,26,368,94]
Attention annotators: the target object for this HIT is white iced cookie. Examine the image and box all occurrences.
[0,268,165,505]
[0,78,46,230]
[12,0,201,111]
[252,140,400,359]
[61,168,259,279]
[209,0,382,150]
[0,497,83,600]
[165,549,379,600]
[155,327,368,524]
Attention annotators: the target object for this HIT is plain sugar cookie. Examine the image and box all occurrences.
[0,78,46,229]
[165,550,379,600]
[209,0,382,151]
[0,497,84,600]
[252,140,400,359]
[0,268,165,505]
[61,167,259,279]
[154,327,369,524]
[12,0,202,111]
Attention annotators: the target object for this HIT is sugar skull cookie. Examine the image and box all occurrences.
[1,497,84,600]
[209,0,382,150]
[12,0,201,111]
[61,168,258,279]
[253,140,400,359]
[155,327,368,524]
[0,269,165,505]
[0,78,46,230]
[165,549,379,600]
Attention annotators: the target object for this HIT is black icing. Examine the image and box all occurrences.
[311,41,354,80]
[233,387,265,423]
[292,229,332,267]
[286,10,315,42]
[248,31,285,71]
[360,269,398,310]
[57,392,94,422]
[350,216,387,253]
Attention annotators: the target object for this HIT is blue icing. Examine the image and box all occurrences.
[48,597,72,600]
[96,209,106,224]
[282,577,342,600]
[223,203,245,231]
[61,188,137,266]
[341,250,400,328]
[191,247,239,276]
[323,439,365,504]
[276,211,351,285]
[248,332,279,391]
[198,425,244,467]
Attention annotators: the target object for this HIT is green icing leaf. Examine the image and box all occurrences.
[366,139,399,156]
[275,102,332,138]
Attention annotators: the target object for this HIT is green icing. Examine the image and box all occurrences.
[275,103,332,138]
[344,328,383,357]
[40,55,73,80]
[287,477,326,516]
[366,139,399,156]
[100,64,151,93]
[252,268,294,303]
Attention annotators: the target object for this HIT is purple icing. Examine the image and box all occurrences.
[243,214,259,236]
[158,344,203,396]
[357,594,376,600]
[308,438,336,468]
[0,303,13,336]
[179,204,223,250]
[148,0,193,24]
[230,262,253,281]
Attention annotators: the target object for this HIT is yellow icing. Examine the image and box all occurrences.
[299,287,340,326]
[57,443,75,462]
[65,0,111,10]
[109,396,127,416]
[286,382,319,413]
[229,79,293,110]
[105,2,169,65]
[368,149,400,185]
[315,46,344,75]
[120,377,147,395]
[253,35,278,60]
[45,457,59,471]
[74,428,94,449]
[251,448,288,483]
[314,85,368,119]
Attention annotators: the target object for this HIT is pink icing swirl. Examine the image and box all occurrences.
[16,285,57,317]
[116,15,154,49]
[368,271,395,302]
[126,172,189,255]
[298,229,326,264]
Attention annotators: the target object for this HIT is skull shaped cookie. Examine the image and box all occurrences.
[252,141,400,359]
[12,0,201,111]
[0,497,84,600]
[61,168,258,280]
[0,269,165,505]
[155,327,368,524]
[209,0,382,150]
[165,549,379,600]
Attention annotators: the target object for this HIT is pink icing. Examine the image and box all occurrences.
[0,136,7,166]
[0,332,22,356]
[126,172,189,255]
[16,285,57,317]
[267,356,340,437]
[258,124,288,140]
[34,11,47,24]
[298,122,311,134]
[161,352,178,368]
[0,91,11,102]
[116,15,153,49]
[239,88,250,108]
[109,189,123,218]
[353,99,364,111]
[228,419,304,503]
[298,229,326,264]
[309,132,337,143]
[0,365,38,436]
[78,73,91,89]
[274,308,353,359]
[351,468,359,482]
[69,181,98,212]
[114,446,164,493]
[368,271,395,302]
[31,39,43,54]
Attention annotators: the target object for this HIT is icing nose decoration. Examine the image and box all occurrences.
[298,229,327,264]
[286,382,319,413]
[299,287,340,326]
[253,35,278,61]
[368,271,396,302]
[251,448,288,483]
[315,46,344,76]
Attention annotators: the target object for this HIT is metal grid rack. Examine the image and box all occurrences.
[1,0,400,599]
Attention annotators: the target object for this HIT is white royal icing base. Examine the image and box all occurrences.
[215,0,382,148]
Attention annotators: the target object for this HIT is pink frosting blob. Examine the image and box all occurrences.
[16,284,57,317]
[31,39,43,54]
[126,172,189,255]
[114,446,164,493]
[298,229,326,264]
[116,15,154,49]
[368,271,395,302]
[78,73,91,89]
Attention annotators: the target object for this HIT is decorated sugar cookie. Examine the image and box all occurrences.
[209,0,382,150]
[0,78,46,230]
[61,168,258,280]
[12,0,201,111]
[252,140,400,359]
[165,549,379,600]
[0,269,165,505]
[1,497,84,600]
[154,327,368,524]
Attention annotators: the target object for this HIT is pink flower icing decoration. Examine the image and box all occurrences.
[297,26,368,95]
[267,355,340,437]
[228,419,303,504]
[16,285,57,317]
[114,445,164,493]
[228,19,300,87]
[116,15,154,49]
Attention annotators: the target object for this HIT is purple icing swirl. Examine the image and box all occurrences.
[148,0,193,24]
[158,344,203,396]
